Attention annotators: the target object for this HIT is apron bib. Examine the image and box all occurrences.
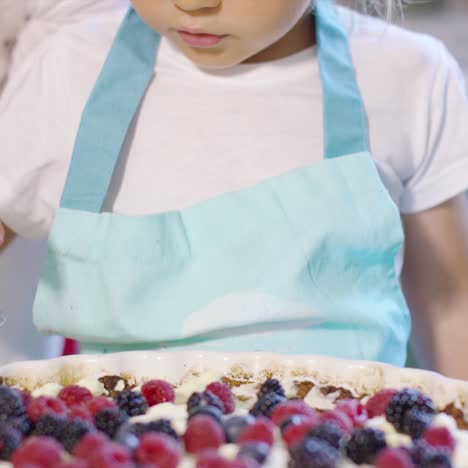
[33,1,410,364]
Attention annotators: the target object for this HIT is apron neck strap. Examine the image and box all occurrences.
[315,0,370,159]
[61,9,160,212]
[60,2,369,213]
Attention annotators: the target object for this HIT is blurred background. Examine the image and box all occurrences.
[404,0,468,80]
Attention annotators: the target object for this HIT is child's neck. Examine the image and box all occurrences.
[244,12,316,64]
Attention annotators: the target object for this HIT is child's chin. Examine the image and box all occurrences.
[191,56,245,71]
[175,43,249,70]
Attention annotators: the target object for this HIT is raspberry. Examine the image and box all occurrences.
[224,415,255,443]
[17,463,50,468]
[402,408,433,439]
[366,389,397,418]
[33,414,66,440]
[230,458,260,468]
[0,425,22,460]
[0,385,26,419]
[196,449,231,468]
[307,422,345,450]
[280,414,309,434]
[60,419,94,452]
[271,400,316,426]
[187,391,225,414]
[249,392,286,418]
[282,416,319,448]
[68,405,93,424]
[141,380,175,406]
[27,396,68,423]
[72,432,109,460]
[258,379,286,398]
[11,436,63,467]
[290,437,339,468]
[88,441,132,468]
[375,448,414,468]
[19,390,33,409]
[345,428,387,465]
[132,419,179,440]
[114,390,148,417]
[184,415,225,454]
[87,397,116,417]
[237,442,270,464]
[135,432,181,468]
[206,382,235,414]
[320,409,353,434]
[385,389,435,432]
[238,417,275,447]
[196,451,260,468]
[58,386,93,408]
[94,408,128,438]
[52,460,89,468]
[336,399,368,428]
[423,426,456,453]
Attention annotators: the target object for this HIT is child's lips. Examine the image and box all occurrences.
[177,30,227,48]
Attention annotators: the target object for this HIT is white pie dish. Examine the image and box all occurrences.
[1,350,467,412]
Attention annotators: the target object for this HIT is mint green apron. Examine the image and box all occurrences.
[33,1,410,364]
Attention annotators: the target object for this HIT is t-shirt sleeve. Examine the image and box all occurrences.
[0,41,75,239]
[399,42,468,213]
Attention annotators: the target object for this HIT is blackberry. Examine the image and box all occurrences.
[114,424,140,452]
[421,450,452,468]
[0,425,21,461]
[385,389,435,432]
[132,419,179,441]
[0,386,25,419]
[345,428,387,465]
[308,422,344,450]
[187,392,202,411]
[187,390,224,414]
[95,408,128,438]
[188,405,223,424]
[250,392,286,418]
[406,440,435,465]
[258,378,286,398]
[290,437,339,468]
[33,414,66,440]
[114,390,148,417]
[238,442,270,464]
[5,415,32,436]
[406,440,452,468]
[224,415,255,443]
[402,408,433,439]
[60,419,94,452]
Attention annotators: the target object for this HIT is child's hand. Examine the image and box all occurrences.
[0,222,4,247]
[0,222,14,251]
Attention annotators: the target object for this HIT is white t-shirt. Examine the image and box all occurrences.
[1,5,467,243]
[10,0,129,70]
[0,0,30,89]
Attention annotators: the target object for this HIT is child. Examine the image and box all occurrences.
[1,0,467,378]
[0,0,134,365]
